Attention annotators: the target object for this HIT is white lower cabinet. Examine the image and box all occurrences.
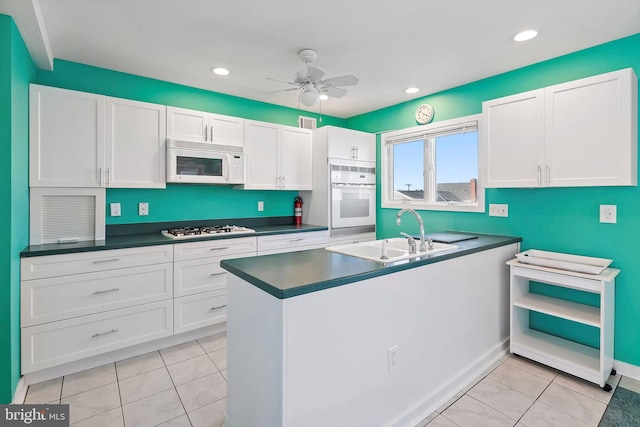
[22,300,173,373]
[257,231,329,255]
[20,245,175,374]
[172,237,257,332]
[174,290,227,334]
[21,263,173,327]
[508,259,618,388]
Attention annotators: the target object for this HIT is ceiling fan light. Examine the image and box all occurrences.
[300,84,319,106]
[319,93,329,101]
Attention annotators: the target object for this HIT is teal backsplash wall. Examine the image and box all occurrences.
[346,33,640,367]
[106,185,300,224]
[35,59,347,224]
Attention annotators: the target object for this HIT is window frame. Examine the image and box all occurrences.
[380,114,485,213]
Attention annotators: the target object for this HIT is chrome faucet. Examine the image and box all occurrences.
[396,208,427,252]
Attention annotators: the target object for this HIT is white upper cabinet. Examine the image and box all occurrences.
[166,106,244,146]
[30,85,167,188]
[326,126,376,162]
[30,85,105,187]
[281,126,313,190]
[244,120,312,190]
[483,89,545,188]
[105,97,166,188]
[483,68,638,188]
[244,120,280,190]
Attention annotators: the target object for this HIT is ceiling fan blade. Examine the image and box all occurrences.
[324,87,347,98]
[306,65,325,82]
[322,75,359,87]
[265,77,298,86]
[266,87,301,94]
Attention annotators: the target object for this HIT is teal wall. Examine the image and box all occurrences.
[347,33,640,366]
[0,15,35,403]
[35,60,348,224]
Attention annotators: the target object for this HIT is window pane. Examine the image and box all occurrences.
[434,131,478,203]
[392,140,424,201]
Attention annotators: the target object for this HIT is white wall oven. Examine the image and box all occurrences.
[330,163,376,236]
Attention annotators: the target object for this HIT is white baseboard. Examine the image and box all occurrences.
[12,377,28,404]
[393,338,510,427]
[614,359,640,381]
[21,323,226,386]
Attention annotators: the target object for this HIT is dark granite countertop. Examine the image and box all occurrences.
[221,232,522,299]
[20,223,327,257]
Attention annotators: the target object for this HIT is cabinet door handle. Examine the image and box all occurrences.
[98,167,103,186]
[92,329,118,338]
[546,165,550,186]
[210,125,214,140]
[106,168,110,187]
[92,288,120,295]
[210,272,226,277]
[355,146,359,159]
[209,247,229,251]
[290,238,304,242]
[210,304,227,311]
[92,258,120,264]
[537,166,541,186]
[204,125,208,141]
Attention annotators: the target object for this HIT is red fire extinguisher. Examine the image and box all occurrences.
[294,196,303,225]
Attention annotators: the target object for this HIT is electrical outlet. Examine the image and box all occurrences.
[388,345,399,372]
[258,201,264,212]
[138,202,149,216]
[489,203,509,217]
[600,204,617,223]
[110,203,121,217]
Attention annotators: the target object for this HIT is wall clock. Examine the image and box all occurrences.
[415,104,434,125]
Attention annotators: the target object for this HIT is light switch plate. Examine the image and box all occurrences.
[258,201,264,212]
[110,203,121,217]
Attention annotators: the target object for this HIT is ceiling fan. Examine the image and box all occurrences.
[267,49,359,107]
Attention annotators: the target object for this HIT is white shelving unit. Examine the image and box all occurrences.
[507,259,619,389]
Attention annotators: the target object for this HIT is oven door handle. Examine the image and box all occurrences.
[331,183,376,189]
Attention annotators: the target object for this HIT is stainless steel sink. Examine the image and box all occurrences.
[326,238,458,264]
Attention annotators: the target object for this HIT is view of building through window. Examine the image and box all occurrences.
[391,131,478,203]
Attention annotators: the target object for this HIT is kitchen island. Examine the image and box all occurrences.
[221,233,521,427]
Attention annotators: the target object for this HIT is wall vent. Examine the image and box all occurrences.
[298,116,317,130]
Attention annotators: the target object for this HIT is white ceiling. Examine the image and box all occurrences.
[3,0,640,118]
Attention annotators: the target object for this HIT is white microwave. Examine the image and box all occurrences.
[166,139,245,184]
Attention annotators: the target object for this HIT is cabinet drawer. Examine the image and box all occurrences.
[257,231,328,253]
[174,291,227,334]
[21,245,174,280]
[174,252,254,298]
[22,263,173,327]
[21,300,173,373]
[173,236,256,261]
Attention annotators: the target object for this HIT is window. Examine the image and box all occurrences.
[381,114,484,212]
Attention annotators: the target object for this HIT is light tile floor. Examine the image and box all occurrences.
[23,334,640,427]
[23,333,228,427]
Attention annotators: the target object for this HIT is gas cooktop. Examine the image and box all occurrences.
[161,225,255,239]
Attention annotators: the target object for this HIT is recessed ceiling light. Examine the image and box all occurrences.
[512,29,538,42]
[405,87,420,94]
[211,67,230,76]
